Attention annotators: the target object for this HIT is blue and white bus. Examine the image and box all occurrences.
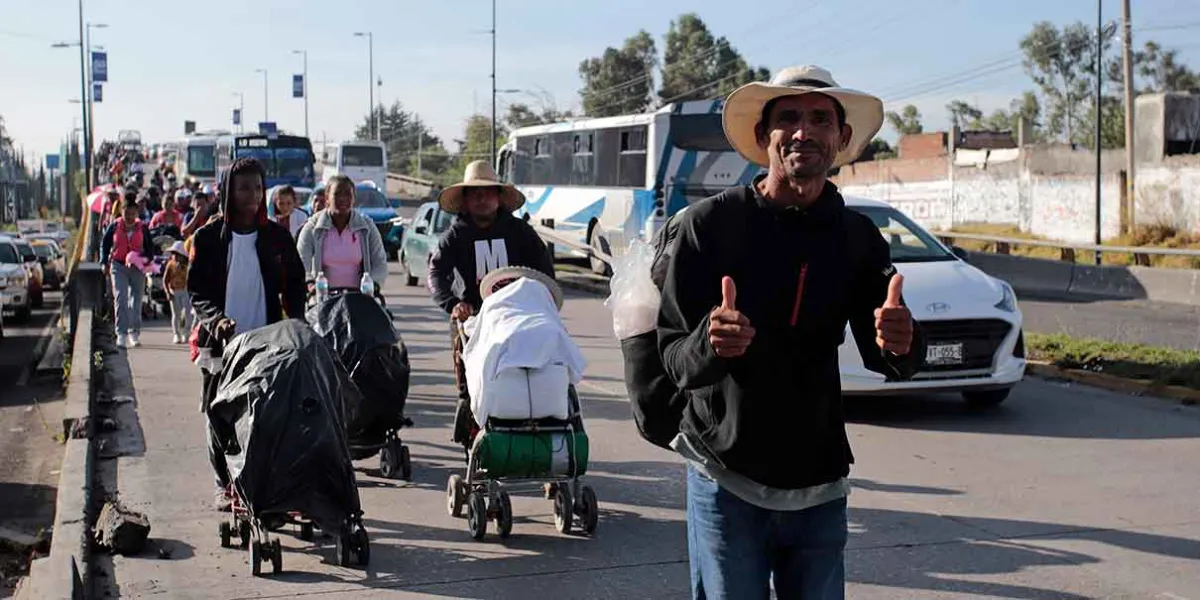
[233,133,316,189]
[496,99,760,274]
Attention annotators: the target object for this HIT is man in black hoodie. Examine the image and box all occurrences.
[187,157,306,510]
[427,160,554,445]
[658,66,923,598]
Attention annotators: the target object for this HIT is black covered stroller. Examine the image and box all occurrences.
[209,320,370,575]
[306,291,414,479]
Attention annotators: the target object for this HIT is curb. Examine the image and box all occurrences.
[1026,360,1200,406]
[555,271,609,297]
[18,308,95,600]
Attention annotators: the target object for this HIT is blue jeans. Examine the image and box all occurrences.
[686,465,848,600]
[110,262,145,335]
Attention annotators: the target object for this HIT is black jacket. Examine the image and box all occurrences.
[428,210,555,314]
[187,164,306,348]
[657,180,924,490]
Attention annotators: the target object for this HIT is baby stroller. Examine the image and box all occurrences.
[306,290,414,479]
[143,232,178,320]
[446,267,600,540]
[209,320,370,575]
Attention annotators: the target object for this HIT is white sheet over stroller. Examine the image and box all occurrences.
[463,278,587,426]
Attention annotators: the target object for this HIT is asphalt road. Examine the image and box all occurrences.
[94,263,1200,599]
[1018,293,1200,351]
[0,293,66,568]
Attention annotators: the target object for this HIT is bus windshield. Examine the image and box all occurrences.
[275,148,314,180]
[670,114,734,152]
[342,145,384,167]
[187,145,216,176]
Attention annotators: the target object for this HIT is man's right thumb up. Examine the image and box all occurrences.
[721,276,737,311]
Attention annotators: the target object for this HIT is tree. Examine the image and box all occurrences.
[885,104,924,135]
[857,138,896,162]
[578,30,657,117]
[354,101,451,179]
[505,103,573,129]
[946,100,984,130]
[658,14,768,103]
[1135,41,1200,93]
[441,114,507,186]
[1019,21,1113,144]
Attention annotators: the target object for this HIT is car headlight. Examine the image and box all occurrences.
[995,282,1017,313]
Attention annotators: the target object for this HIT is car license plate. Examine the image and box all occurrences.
[925,342,964,365]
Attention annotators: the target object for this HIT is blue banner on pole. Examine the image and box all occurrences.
[292,74,304,98]
[93,83,103,103]
[232,108,241,126]
[45,155,60,170]
[258,122,277,135]
[91,51,107,82]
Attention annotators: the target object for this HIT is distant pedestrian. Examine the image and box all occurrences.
[656,65,923,599]
[99,193,157,349]
[149,191,182,230]
[269,185,308,239]
[163,241,192,344]
[187,158,306,510]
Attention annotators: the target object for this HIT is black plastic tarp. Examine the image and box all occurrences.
[305,294,410,444]
[209,319,363,532]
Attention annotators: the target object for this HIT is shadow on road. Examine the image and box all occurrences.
[849,478,963,496]
[847,506,1200,599]
[844,385,1200,440]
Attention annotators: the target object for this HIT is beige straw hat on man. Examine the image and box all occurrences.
[437,160,526,214]
[722,65,884,168]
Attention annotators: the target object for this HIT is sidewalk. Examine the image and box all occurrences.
[97,280,691,599]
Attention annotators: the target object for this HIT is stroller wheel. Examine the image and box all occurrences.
[379,442,399,479]
[578,485,599,536]
[446,475,466,518]
[336,530,353,567]
[250,541,263,577]
[494,491,513,539]
[466,491,488,541]
[553,485,574,535]
[271,539,283,574]
[218,521,232,548]
[353,527,371,566]
[399,445,413,481]
[239,521,252,549]
[299,522,314,542]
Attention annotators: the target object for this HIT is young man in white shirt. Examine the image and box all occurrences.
[187,157,307,510]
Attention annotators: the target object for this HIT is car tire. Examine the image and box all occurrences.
[15,306,32,323]
[963,389,1010,407]
[401,253,418,287]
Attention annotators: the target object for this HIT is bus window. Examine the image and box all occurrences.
[341,145,384,167]
[670,114,734,152]
[187,146,216,177]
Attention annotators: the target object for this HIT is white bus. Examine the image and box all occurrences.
[176,131,232,187]
[321,140,388,188]
[496,99,760,274]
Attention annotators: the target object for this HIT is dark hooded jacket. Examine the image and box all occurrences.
[428,210,554,314]
[187,158,306,351]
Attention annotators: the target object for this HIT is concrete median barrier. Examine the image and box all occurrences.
[966,251,1200,306]
[964,253,1074,297]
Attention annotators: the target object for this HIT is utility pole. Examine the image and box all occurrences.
[293,50,309,138]
[490,0,497,163]
[354,32,375,140]
[76,0,91,190]
[416,117,423,176]
[1121,0,1136,232]
[1094,0,1103,265]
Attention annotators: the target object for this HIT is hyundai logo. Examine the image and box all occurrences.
[926,302,951,313]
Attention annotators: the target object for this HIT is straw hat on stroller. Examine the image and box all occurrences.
[721,65,884,169]
[437,160,525,214]
[480,267,563,311]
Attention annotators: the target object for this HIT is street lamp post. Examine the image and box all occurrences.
[354,32,375,140]
[490,0,497,163]
[255,69,269,123]
[292,50,309,138]
[50,1,92,189]
[85,22,107,180]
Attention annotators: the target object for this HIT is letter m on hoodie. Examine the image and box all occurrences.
[474,239,509,281]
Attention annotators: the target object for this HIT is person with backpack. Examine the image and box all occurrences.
[654,65,924,599]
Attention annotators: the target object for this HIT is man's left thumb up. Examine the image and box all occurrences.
[884,273,904,308]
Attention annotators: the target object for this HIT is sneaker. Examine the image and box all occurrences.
[127,333,141,348]
[114,335,127,349]
[172,333,182,344]
[214,488,233,512]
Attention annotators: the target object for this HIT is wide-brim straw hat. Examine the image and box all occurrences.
[438,160,525,214]
[722,65,884,169]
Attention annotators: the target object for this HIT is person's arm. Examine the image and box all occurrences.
[279,230,307,319]
[427,231,460,315]
[363,219,389,285]
[847,219,924,380]
[657,209,729,390]
[98,223,116,267]
[187,230,226,329]
[295,220,316,281]
[519,220,555,279]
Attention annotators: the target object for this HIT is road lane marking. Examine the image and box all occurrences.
[16,316,57,387]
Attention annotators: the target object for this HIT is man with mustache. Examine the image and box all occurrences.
[656,66,924,598]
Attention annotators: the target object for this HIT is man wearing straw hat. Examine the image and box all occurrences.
[428,160,555,445]
[657,66,923,598]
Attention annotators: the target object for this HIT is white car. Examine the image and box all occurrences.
[839,196,1025,406]
[0,235,32,322]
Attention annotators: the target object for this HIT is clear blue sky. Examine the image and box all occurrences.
[3,0,1199,162]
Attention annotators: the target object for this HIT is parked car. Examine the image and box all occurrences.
[837,196,1026,406]
[12,239,45,309]
[397,201,454,287]
[0,235,32,322]
[31,240,66,290]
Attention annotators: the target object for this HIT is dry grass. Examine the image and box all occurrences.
[945,222,1200,269]
[1026,333,1200,389]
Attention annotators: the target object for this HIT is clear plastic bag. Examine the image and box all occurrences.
[604,239,661,340]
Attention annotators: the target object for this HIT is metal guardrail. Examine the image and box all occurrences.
[531,222,614,266]
[932,231,1200,266]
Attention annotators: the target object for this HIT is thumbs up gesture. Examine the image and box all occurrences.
[874,273,914,355]
[708,276,756,358]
